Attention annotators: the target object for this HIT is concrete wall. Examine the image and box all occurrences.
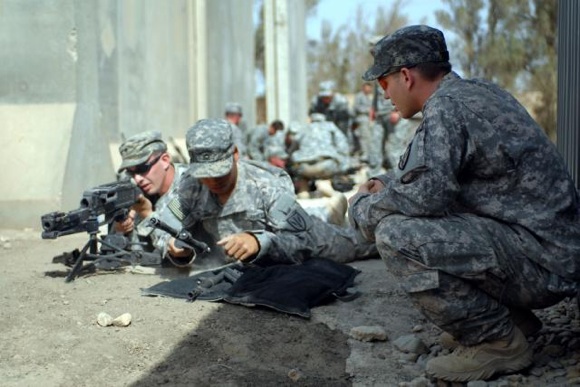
[264,0,307,125]
[0,0,256,229]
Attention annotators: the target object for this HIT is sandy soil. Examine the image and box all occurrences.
[0,228,432,387]
[1,228,578,387]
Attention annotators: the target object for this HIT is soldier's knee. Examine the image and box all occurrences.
[374,214,418,257]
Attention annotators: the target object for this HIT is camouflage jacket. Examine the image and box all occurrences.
[178,160,320,265]
[353,90,373,119]
[290,121,350,166]
[247,124,269,161]
[136,163,189,257]
[349,71,580,280]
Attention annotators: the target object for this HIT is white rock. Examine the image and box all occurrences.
[287,368,303,382]
[112,313,132,327]
[97,312,113,327]
[350,326,388,342]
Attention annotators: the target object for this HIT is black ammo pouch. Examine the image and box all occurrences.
[141,258,361,318]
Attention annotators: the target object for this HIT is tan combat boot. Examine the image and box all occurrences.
[426,327,532,382]
[439,307,542,350]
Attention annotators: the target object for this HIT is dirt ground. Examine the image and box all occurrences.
[0,228,432,387]
[2,228,579,387]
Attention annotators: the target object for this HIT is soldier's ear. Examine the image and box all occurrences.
[233,147,240,162]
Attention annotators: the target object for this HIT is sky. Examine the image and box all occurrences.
[306,0,449,40]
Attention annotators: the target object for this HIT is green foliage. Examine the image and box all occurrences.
[306,0,408,98]
[436,0,558,139]
[255,0,557,138]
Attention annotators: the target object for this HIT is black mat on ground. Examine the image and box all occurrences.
[141,258,360,318]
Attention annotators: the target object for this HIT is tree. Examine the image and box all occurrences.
[436,0,558,139]
[306,0,409,98]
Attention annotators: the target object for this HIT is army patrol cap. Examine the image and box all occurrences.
[186,119,235,178]
[318,80,335,97]
[363,25,449,81]
[224,102,243,115]
[118,131,167,173]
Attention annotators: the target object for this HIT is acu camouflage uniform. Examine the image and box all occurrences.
[116,131,188,262]
[351,25,580,346]
[309,81,353,142]
[134,163,188,258]
[352,86,374,164]
[180,118,376,268]
[289,114,352,180]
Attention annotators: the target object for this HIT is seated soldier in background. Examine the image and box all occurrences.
[247,119,285,162]
[384,112,422,169]
[168,118,377,267]
[113,131,191,266]
[224,102,248,157]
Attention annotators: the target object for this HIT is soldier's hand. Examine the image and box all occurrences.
[113,209,136,234]
[367,179,385,194]
[217,233,260,262]
[389,111,400,125]
[132,194,153,219]
[168,237,192,258]
[350,179,385,204]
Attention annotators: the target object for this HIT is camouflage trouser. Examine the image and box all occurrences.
[352,117,373,161]
[312,217,378,263]
[375,213,565,346]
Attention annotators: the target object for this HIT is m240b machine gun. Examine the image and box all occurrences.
[40,181,143,282]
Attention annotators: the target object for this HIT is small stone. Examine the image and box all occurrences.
[408,376,430,387]
[287,368,303,382]
[466,381,488,387]
[530,368,545,377]
[112,313,132,327]
[393,335,428,355]
[350,326,388,342]
[97,312,113,327]
[63,300,69,306]
[411,324,424,333]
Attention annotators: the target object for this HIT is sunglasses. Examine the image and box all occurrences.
[127,153,163,176]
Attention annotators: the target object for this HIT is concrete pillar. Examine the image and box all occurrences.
[205,0,255,128]
[264,0,307,125]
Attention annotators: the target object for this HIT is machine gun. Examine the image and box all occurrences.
[40,181,148,282]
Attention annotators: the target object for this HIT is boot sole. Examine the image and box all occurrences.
[426,346,533,382]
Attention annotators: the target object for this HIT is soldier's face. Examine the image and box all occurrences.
[378,68,419,119]
[129,153,171,195]
[199,151,240,200]
[320,96,332,105]
[226,113,242,125]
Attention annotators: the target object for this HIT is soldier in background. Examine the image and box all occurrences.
[309,80,353,152]
[247,119,285,162]
[384,112,422,169]
[224,102,248,157]
[352,82,375,164]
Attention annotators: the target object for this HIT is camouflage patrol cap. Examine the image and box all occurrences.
[224,102,243,115]
[363,25,449,81]
[318,80,335,97]
[118,131,167,173]
[186,119,235,178]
